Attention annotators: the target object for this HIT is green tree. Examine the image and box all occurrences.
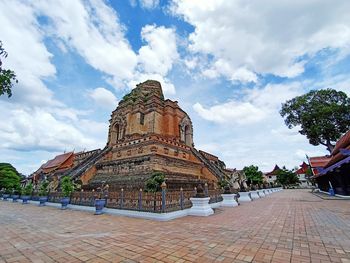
[280,89,350,153]
[0,163,21,192]
[21,183,33,196]
[0,41,17,97]
[60,176,74,197]
[145,172,165,193]
[38,180,49,196]
[243,165,264,185]
[276,167,300,186]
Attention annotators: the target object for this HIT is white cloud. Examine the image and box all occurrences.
[312,73,350,96]
[184,58,198,70]
[139,0,160,9]
[295,149,326,160]
[31,2,179,92]
[193,82,304,125]
[193,115,328,172]
[0,0,120,173]
[138,24,179,76]
[231,67,258,83]
[129,0,160,10]
[0,1,57,106]
[129,0,137,7]
[29,1,178,90]
[88,87,118,109]
[244,82,304,109]
[193,101,266,125]
[32,0,138,83]
[203,59,258,83]
[0,103,104,153]
[171,0,350,81]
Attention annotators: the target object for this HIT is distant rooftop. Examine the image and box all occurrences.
[41,152,73,169]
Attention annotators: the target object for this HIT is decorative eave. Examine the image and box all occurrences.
[319,155,350,176]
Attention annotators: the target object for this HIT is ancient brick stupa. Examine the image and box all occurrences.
[32,80,228,190]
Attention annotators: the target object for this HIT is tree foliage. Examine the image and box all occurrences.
[39,180,49,196]
[243,165,264,185]
[280,89,350,153]
[276,167,300,186]
[145,172,165,193]
[0,163,21,192]
[0,41,17,97]
[21,183,33,196]
[60,176,74,197]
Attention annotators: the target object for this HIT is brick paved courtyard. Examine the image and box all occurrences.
[1,190,350,263]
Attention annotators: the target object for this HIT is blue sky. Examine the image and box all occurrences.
[1,0,350,175]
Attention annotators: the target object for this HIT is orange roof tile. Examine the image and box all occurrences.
[265,165,281,176]
[309,156,330,168]
[296,162,309,174]
[332,130,350,156]
[42,152,73,169]
[309,156,331,176]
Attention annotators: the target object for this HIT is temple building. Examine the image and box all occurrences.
[264,165,281,184]
[29,150,102,190]
[295,162,311,188]
[31,80,229,190]
[310,130,350,196]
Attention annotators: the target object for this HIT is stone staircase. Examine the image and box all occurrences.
[191,148,226,180]
[66,146,111,181]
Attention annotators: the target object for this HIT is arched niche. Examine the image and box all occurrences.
[179,116,193,147]
[109,117,126,144]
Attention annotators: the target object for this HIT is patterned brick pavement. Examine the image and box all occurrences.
[1,189,350,263]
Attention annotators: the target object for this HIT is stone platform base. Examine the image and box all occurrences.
[238,192,252,202]
[188,197,214,216]
[221,194,238,207]
[250,191,260,200]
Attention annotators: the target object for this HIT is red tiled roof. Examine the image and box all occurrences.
[265,165,281,176]
[296,162,309,174]
[309,156,331,176]
[309,130,350,177]
[300,162,308,169]
[325,145,350,168]
[332,130,350,156]
[309,156,330,167]
[42,152,74,169]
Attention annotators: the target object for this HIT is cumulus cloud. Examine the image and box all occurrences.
[194,82,304,125]
[32,0,138,83]
[0,1,57,106]
[138,24,179,76]
[21,1,178,90]
[244,82,304,109]
[193,101,266,125]
[129,0,159,9]
[0,103,104,153]
[140,0,160,9]
[171,0,350,81]
[203,59,258,83]
[88,87,118,109]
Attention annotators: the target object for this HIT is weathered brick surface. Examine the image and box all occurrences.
[1,190,350,262]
